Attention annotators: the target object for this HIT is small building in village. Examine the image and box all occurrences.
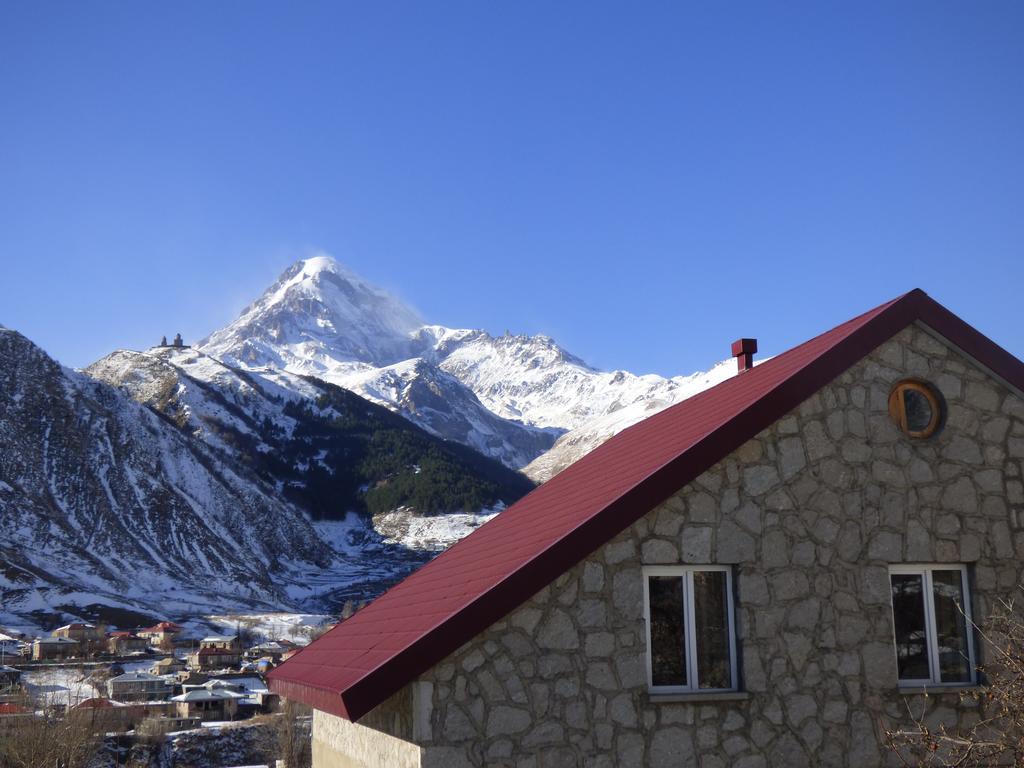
[200,635,241,650]
[52,623,105,643]
[32,636,79,661]
[107,671,172,702]
[188,646,243,671]
[0,638,27,660]
[151,656,187,676]
[269,290,1024,767]
[170,688,239,722]
[107,631,150,655]
[0,665,21,693]
[245,640,292,663]
[137,621,184,648]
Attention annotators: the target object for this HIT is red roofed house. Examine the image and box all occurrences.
[107,631,150,655]
[137,621,184,647]
[269,290,1024,768]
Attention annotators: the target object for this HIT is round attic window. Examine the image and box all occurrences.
[888,380,943,438]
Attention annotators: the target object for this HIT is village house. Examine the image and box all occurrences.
[268,290,1024,768]
[137,621,184,647]
[245,640,292,662]
[0,638,27,660]
[151,656,187,675]
[200,634,241,650]
[187,675,277,711]
[52,623,105,643]
[188,645,243,671]
[170,687,239,721]
[107,631,150,655]
[32,636,78,661]
[107,671,172,702]
[0,665,21,694]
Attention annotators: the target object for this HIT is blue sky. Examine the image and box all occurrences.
[1,2,1022,375]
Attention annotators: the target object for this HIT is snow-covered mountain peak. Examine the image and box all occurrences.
[197,256,736,469]
[201,255,422,369]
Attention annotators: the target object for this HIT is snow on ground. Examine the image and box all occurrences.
[371,506,502,552]
[312,514,373,557]
[22,666,101,708]
[203,613,334,645]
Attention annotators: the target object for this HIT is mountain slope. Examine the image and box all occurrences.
[200,257,557,468]
[85,346,536,521]
[196,255,733,469]
[417,325,732,432]
[522,359,737,481]
[0,328,333,627]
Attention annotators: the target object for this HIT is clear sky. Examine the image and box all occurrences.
[2,2,1022,376]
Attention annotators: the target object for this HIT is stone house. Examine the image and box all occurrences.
[269,289,1024,768]
[151,656,187,675]
[200,634,241,651]
[32,636,78,661]
[170,688,239,721]
[107,631,150,655]
[53,623,105,642]
[137,621,184,647]
[188,646,243,671]
[108,671,172,702]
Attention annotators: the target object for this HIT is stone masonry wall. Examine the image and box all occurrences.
[321,325,1024,768]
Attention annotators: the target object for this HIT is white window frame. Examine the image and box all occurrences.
[642,565,738,694]
[888,564,977,687]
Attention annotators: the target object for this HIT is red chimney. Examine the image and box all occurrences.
[731,338,757,373]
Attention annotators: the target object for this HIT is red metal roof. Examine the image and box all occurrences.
[268,289,1024,721]
[140,621,183,633]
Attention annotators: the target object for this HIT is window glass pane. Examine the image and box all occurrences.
[649,576,686,687]
[903,389,933,432]
[891,573,931,680]
[693,570,732,689]
[932,570,972,683]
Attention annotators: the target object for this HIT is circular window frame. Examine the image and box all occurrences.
[888,379,944,439]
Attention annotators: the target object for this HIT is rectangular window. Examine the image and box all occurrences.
[643,565,737,693]
[889,565,976,686]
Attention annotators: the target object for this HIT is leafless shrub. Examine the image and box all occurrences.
[885,590,1024,766]
[275,698,312,768]
[0,694,103,768]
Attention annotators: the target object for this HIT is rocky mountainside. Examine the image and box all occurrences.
[200,257,558,468]
[0,255,734,629]
[522,358,737,481]
[85,345,535,521]
[199,255,734,470]
[0,327,334,628]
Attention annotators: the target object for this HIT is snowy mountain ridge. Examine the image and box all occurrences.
[198,255,735,469]
[0,327,335,628]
